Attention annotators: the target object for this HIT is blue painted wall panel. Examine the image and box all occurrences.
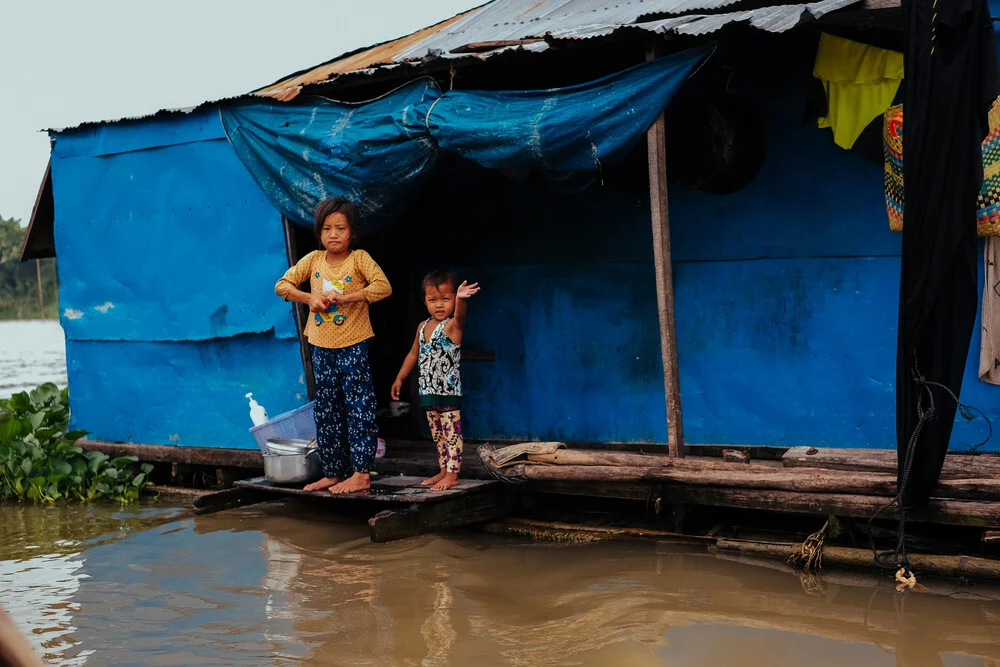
[51,137,296,342]
[66,335,306,449]
[51,118,306,449]
[449,253,995,450]
[457,264,667,442]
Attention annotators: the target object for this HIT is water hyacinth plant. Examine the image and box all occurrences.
[0,383,152,503]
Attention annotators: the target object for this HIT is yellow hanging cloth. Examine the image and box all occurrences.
[814,33,904,150]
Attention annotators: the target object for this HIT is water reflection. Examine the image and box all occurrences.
[2,501,999,666]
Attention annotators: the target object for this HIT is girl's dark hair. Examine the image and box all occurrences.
[314,197,361,247]
[422,269,460,294]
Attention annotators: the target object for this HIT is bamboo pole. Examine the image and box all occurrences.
[646,41,684,458]
[0,606,42,667]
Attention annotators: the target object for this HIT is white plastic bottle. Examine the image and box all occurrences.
[246,392,269,427]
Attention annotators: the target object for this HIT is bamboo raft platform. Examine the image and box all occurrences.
[193,475,509,543]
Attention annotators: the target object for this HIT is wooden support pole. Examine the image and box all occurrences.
[283,217,315,400]
[646,41,684,458]
[35,260,44,319]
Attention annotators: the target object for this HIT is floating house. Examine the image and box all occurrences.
[19,0,1000,462]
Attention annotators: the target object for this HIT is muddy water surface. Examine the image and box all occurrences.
[2,500,999,666]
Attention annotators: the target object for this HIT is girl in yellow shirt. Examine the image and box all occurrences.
[275,197,391,494]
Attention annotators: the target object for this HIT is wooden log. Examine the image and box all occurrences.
[192,486,273,515]
[708,550,1000,602]
[368,486,511,542]
[0,606,42,667]
[783,446,1000,478]
[714,538,1000,581]
[646,40,684,458]
[661,485,1000,528]
[78,440,264,469]
[518,463,1000,500]
[481,518,715,545]
[528,450,769,468]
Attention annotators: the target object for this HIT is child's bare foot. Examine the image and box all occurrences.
[431,472,460,492]
[330,472,371,495]
[421,470,447,487]
[304,476,339,492]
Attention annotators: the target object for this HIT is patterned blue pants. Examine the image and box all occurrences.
[311,342,378,478]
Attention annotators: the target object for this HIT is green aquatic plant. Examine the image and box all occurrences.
[0,383,152,503]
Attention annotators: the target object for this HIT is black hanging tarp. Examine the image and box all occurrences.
[896,0,1000,507]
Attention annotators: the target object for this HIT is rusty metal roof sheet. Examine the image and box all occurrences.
[255,0,862,100]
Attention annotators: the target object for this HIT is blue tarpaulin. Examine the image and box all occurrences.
[220,45,711,228]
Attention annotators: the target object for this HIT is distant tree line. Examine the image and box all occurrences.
[0,215,58,320]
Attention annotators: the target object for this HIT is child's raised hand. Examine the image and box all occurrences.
[309,294,330,313]
[456,281,480,300]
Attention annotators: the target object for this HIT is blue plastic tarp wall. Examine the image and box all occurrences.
[220,46,711,229]
[51,109,304,449]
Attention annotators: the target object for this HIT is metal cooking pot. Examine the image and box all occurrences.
[265,438,316,456]
[263,448,323,485]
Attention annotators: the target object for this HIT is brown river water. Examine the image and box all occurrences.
[3,323,1000,665]
[2,499,1000,666]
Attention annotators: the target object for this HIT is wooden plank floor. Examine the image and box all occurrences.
[233,475,498,504]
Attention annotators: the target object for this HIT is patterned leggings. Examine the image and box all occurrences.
[312,342,378,478]
[426,409,463,474]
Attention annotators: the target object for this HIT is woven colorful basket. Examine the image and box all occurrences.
[884,100,1000,237]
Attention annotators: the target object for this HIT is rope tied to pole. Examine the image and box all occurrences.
[869,353,993,583]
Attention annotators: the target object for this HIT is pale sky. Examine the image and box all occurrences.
[0,0,480,226]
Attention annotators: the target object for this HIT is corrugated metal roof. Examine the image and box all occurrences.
[255,0,862,100]
[552,0,857,39]
[56,0,872,129]
[258,8,481,102]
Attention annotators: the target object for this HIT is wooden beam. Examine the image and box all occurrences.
[646,41,684,458]
[516,462,1000,499]
[526,478,1000,527]
[368,485,510,542]
[77,440,264,469]
[192,486,274,515]
[35,260,44,318]
[714,539,1000,582]
[660,485,1000,528]
[783,446,1000,478]
[481,518,714,544]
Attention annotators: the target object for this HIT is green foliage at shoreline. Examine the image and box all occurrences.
[0,384,152,503]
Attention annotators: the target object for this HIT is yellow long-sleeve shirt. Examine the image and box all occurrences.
[275,249,391,349]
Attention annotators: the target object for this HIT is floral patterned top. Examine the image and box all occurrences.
[418,318,461,408]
